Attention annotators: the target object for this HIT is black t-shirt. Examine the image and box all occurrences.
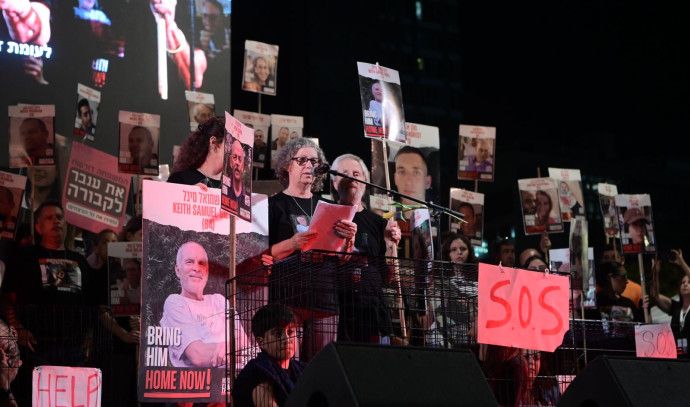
[268,192,338,314]
[4,244,95,348]
[593,291,643,322]
[352,209,387,256]
[666,299,690,344]
[268,192,326,247]
[167,168,221,188]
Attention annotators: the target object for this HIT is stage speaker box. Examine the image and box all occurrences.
[559,355,690,407]
[286,342,498,407]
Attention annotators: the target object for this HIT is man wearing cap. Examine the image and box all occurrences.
[624,207,650,246]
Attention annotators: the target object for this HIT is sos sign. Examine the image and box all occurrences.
[478,263,570,352]
[635,323,677,359]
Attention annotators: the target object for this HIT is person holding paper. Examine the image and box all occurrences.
[268,138,356,361]
[330,153,401,344]
[168,116,225,189]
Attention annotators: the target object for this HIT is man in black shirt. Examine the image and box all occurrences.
[1,201,95,405]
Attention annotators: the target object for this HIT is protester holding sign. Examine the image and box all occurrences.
[168,116,225,189]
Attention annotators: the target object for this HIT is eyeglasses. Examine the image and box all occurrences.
[291,157,321,166]
[612,273,628,280]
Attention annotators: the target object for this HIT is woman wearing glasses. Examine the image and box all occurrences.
[593,261,648,322]
[267,138,357,361]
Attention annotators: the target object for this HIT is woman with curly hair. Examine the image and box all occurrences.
[268,137,357,362]
[167,116,226,189]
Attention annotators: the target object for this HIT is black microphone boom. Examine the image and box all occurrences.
[311,163,331,176]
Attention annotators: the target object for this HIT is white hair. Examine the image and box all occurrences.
[330,154,370,183]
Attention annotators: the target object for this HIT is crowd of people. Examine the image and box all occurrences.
[1,115,688,407]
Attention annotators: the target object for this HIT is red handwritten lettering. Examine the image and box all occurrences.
[486,280,511,329]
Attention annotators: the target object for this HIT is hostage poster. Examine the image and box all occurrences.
[139,180,268,403]
[615,194,656,255]
[518,177,564,235]
[357,61,406,142]
[458,124,496,181]
[221,111,253,222]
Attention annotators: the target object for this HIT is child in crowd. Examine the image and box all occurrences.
[232,304,307,407]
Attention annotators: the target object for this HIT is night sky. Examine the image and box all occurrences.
[232,1,690,257]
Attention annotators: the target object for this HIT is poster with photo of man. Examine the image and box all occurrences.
[233,109,270,169]
[458,124,496,181]
[221,112,253,221]
[73,83,101,141]
[370,122,440,215]
[0,170,26,240]
[449,188,484,246]
[270,114,303,169]
[118,111,160,175]
[598,183,620,239]
[185,90,215,131]
[139,180,269,403]
[357,61,406,143]
[615,194,656,255]
[107,241,143,317]
[550,247,596,309]
[548,167,586,222]
[8,104,56,167]
[518,177,564,235]
[242,40,279,95]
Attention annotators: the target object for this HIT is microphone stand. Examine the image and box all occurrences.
[323,166,465,348]
[322,166,466,254]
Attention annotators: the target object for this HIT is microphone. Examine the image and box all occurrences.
[311,163,331,176]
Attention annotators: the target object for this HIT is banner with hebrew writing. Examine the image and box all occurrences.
[63,142,131,234]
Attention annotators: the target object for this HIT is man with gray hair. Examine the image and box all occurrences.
[159,241,247,368]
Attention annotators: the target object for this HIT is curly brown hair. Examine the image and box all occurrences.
[273,138,328,192]
[172,116,226,173]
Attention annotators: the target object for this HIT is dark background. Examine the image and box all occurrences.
[231,0,690,261]
[2,0,688,263]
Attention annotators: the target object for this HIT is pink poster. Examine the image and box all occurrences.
[139,180,268,403]
[478,263,570,352]
[63,142,131,234]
